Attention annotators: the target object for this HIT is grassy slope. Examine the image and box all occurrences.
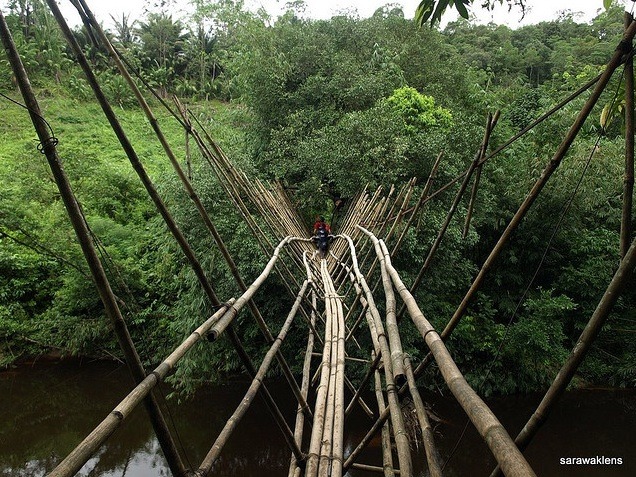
[0,86,247,365]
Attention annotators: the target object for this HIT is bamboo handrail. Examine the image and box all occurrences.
[196,281,308,475]
[48,302,234,477]
[360,227,536,477]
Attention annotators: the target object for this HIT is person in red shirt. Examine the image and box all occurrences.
[313,216,331,234]
[312,216,332,258]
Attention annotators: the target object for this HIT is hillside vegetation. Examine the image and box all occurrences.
[0,0,635,395]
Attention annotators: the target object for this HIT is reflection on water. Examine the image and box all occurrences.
[1,360,635,476]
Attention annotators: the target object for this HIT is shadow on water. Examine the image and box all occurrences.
[1,360,634,476]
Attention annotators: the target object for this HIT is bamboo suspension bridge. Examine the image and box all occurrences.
[1,2,636,476]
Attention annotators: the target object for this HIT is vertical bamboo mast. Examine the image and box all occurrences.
[488,235,636,477]
[622,12,635,259]
[443,21,636,339]
[0,11,187,477]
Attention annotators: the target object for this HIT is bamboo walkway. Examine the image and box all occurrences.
[2,3,636,476]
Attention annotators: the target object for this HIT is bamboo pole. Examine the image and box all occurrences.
[374,365,396,477]
[196,281,308,475]
[45,0,220,305]
[0,12,188,477]
[48,302,233,477]
[403,355,443,477]
[340,234,413,476]
[289,287,317,477]
[441,21,636,342]
[391,152,443,256]
[622,12,635,259]
[360,227,536,477]
[351,463,401,474]
[317,260,337,477]
[305,269,334,477]
[488,234,636,477]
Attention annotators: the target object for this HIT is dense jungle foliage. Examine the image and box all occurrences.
[1,0,635,396]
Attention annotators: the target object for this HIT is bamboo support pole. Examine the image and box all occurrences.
[289,288,317,477]
[404,355,443,477]
[340,234,413,476]
[397,112,499,320]
[360,227,536,477]
[440,22,636,343]
[196,281,308,475]
[371,235,406,386]
[488,234,636,477]
[351,463,401,475]
[0,11,188,477]
[317,261,336,477]
[189,124,308,311]
[622,12,635,259]
[374,365,396,477]
[462,161,483,239]
[48,302,233,477]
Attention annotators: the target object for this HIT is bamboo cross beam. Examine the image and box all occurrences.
[359,227,536,477]
[196,281,309,475]
[0,11,188,477]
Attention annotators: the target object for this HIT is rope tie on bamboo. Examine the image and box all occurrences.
[422,328,438,342]
[37,136,60,154]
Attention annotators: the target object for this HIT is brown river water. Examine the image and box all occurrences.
[1,360,634,476]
